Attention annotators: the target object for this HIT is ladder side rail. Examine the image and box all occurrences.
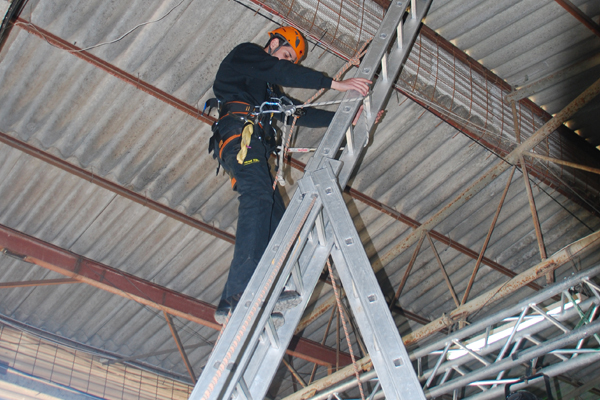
[243,172,355,397]
[337,0,433,188]
[410,264,600,361]
[247,235,337,398]
[304,0,410,175]
[226,198,324,395]
[191,191,317,400]
[315,164,426,400]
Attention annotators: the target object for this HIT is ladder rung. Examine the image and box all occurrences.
[315,210,326,246]
[265,316,280,349]
[381,53,388,81]
[235,378,253,400]
[291,261,304,295]
[345,126,354,155]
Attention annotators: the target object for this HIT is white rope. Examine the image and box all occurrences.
[296,97,363,109]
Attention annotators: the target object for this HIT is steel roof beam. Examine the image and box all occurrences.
[12,18,216,125]
[0,130,235,245]
[0,223,352,367]
[555,0,600,38]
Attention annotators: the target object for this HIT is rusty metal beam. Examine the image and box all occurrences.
[164,311,197,384]
[0,278,79,288]
[427,233,460,308]
[0,223,352,367]
[461,167,516,305]
[377,76,600,280]
[13,18,216,125]
[0,131,235,245]
[525,152,600,176]
[284,229,600,400]
[520,155,548,262]
[555,0,600,38]
[389,230,426,308]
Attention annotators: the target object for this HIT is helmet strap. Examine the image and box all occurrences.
[268,36,291,58]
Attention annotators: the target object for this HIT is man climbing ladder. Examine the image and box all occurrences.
[209,26,371,324]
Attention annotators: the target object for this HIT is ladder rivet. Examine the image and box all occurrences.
[324,148,330,155]
[394,358,403,367]
[325,187,333,195]
[396,1,402,5]
[345,238,354,245]
[343,106,351,112]
[380,33,387,39]
[363,67,371,74]
[368,294,377,302]
[213,362,221,369]
[273,245,279,251]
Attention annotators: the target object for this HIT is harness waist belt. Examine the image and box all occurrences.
[219,101,257,118]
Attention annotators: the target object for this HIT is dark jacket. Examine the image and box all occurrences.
[213,42,335,128]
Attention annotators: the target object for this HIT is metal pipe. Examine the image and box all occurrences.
[405,231,600,347]
[306,370,378,400]
[425,342,451,388]
[412,261,600,359]
[463,351,600,400]
[425,319,600,398]
[300,296,599,400]
[494,306,529,363]
[524,152,600,176]
[420,298,597,384]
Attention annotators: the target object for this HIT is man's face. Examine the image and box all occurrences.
[269,38,297,63]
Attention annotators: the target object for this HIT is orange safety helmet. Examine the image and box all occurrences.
[268,26,306,63]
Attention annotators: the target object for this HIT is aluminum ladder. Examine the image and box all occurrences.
[191,1,432,399]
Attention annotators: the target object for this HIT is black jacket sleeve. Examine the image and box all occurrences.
[228,43,333,91]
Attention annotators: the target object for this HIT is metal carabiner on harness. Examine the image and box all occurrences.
[258,96,297,117]
[278,96,297,117]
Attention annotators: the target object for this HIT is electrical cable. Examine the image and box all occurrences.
[15,0,187,53]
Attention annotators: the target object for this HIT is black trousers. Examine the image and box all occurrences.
[215,124,285,302]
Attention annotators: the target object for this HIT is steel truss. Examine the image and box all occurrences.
[305,264,600,400]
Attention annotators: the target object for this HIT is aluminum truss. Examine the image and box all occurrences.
[314,264,600,399]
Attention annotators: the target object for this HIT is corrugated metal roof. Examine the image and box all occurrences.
[0,0,599,398]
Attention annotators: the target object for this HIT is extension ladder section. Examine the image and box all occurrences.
[191,1,432,399]
[413,265,600,400]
